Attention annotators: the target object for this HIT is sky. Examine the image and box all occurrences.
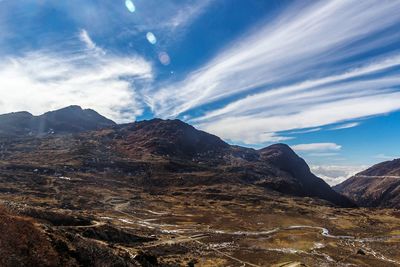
[0,0,400,185]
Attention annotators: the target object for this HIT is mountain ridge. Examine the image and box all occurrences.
[0,108,353,207]
[334,158,400,208]
[0,105,116,136]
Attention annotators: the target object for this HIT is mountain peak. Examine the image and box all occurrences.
[334,158,400,208]
[116,118,229,158]
[258,142,354,207]
[0,111,33,119]
[0,106,116,136]
[54,105,83,112]
[63,105,82,110]
[259,143,309,174]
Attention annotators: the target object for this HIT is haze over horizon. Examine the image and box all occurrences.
[1,0,400,184]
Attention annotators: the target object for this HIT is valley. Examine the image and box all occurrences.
[0,108,399,266]
[2,177,400,266]
[2,0,400,265]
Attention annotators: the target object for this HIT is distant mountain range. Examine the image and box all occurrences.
[334,159,400,208]
[0,105,115,136]
[0,106,354,207]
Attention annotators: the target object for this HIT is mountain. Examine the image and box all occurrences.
[109,120,353,206]
[2,112,388,266]
[0,105,116,136]
[334,159,400,208]
[0,114,353,207]
[116,118,230,158]
[259,144,353,206]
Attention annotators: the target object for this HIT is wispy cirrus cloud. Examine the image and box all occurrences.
[196,91,400,144]
[0,30,153,122]
[291,143,342,152]
[329,122,361,130]
[117,0,214,43]
[78,29,105,55]
[145,0,400,143]
[284,128,322,135]
[1,0,400,149]
[307,153,340,157]
[374,154,400,160]
[0,0,213,122]
[161,0,213,32]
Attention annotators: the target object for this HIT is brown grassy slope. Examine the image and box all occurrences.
[0,206,63,267]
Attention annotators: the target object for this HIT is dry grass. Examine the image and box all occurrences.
[0,207,62,267]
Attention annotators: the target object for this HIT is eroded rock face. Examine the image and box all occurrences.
[334,159,400,208]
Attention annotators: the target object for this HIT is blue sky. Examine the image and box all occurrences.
[0,0,400,184]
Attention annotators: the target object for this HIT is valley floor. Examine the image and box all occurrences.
[1,176,400,266]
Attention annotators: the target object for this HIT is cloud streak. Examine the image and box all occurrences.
[0,30,153,122]
[1,1,400,149]
[196,91,400,144]
[374,154,400,160]
[291,143,342,152]
[329,122,361,130]
[162,0,213,32]
[78,29,105,55]
[144,0,400,143]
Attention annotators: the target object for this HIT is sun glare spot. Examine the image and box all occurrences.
[158,52,171,65]
[146,32,157,45]
[125,0,135,13]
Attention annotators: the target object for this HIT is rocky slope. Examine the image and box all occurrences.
[0,105,115,136]
[0,113,352,207]
[111,119,353,207]
[5,108,400,266]
[0,203,145,266]
[334,159,400,208]
[259,144,352,206]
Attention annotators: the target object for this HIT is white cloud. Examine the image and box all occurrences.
[148,1,400,118]
[196,91,400,144]
[310,165,367,186]
[78,29,105,55]
[285,128,322,135]
[1,0,400,151]
[192,63,400,125]
[374,154,400,160]
[0,33,153,122]
[329,122,360,130]
[163,0,213,31]
[139,1,400,144]
[117,0,214,42]
[307,152,340,157]
[291,143,342,152]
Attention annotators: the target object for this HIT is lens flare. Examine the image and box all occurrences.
[158,52,171,65]
[146,32,157,45]
[125,0,135,13]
